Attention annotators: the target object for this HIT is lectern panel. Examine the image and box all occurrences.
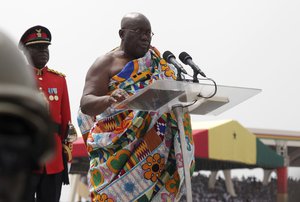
[114,80,261,115]
[119,89,185,111]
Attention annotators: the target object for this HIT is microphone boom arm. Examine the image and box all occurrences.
[176,66,184,81]
[192,69,199,83]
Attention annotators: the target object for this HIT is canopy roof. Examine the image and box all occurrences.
[192,120,284,171]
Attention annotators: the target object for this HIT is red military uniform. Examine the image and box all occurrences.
[19,25,72,202]
[34,66,71,174]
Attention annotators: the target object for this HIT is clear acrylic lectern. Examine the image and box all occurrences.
[114,80,261,202]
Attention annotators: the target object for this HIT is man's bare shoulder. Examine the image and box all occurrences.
[92,49,122,70]
[92,53,113,69]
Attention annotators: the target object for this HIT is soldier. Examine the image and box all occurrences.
[19,25,72,202]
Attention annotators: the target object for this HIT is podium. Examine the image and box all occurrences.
[114,80,261,116]
[114,80,261,202]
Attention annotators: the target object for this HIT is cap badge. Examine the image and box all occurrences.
[35,29,42,37]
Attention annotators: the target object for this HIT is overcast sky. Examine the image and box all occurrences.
[1,0,300,133]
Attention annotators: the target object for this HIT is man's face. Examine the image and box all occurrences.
[25,44,49,68]
[122,19,153,58]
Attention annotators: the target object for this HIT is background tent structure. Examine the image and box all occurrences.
[192,119,288,201]
[192,119,284,171]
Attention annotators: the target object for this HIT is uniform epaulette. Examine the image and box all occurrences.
[47,68,66,77]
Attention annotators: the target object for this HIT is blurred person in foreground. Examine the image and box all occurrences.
[78,12,195,201]
[19,25,72,202]
[0,31,54,202]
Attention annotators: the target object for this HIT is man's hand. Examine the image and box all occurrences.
[110,88,129,103]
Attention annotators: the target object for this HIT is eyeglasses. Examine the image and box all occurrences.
[121,29,154,37]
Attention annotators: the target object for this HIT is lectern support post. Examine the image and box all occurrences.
[172,104,192,202]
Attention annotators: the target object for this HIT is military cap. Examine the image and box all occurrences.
[19,25,51,47]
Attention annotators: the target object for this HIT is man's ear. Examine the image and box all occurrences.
[119,29,124,39]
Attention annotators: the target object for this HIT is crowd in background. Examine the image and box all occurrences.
[180,173,300,202]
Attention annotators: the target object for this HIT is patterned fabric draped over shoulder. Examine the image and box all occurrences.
[80,47,195,202]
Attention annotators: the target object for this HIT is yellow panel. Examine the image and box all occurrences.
[192,119,233,129]
[208,120,257,164]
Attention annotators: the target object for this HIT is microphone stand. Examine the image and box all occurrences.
[192,70,199,83]
[176,69,184,81]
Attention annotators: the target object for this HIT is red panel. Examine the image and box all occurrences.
[72,137,88,157]
[277,167,288,193]
[192,129,209,158]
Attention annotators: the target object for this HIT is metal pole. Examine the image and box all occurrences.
[172,104,192,202]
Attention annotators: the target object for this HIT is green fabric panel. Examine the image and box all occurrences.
[256,139,284,168]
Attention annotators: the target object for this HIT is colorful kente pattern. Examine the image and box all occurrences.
[80,47,195,202]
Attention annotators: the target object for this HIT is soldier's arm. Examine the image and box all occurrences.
[61,77,71,141]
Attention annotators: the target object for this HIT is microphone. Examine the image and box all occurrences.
[179,51,206,77]
[163,51,187,74]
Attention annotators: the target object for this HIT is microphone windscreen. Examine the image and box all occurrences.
[179,51,191,65]
[162,50,174,62]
